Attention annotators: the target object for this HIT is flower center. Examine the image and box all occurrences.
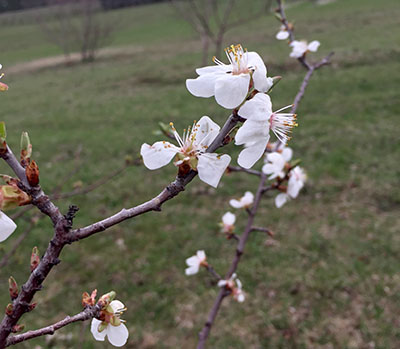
[269,105,298,145]
[213,44,250,75]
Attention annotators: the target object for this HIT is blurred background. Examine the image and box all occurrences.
[0,0,399,347]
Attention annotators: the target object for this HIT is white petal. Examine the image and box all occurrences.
[107,323,129,347]
[214,74,250,109]
[90,319,107,342]
[262,163,275,175]
[267,152,285,166]
[238,93,272,121]
[185,265,199,275]
[196,65,230,75]
[196,250,206,261]
[281,147,293,162]
[237,293,245,302]
[237,138,269,169]
[235,119,269,146]
[186,255,200,267]
[110,300,125,313]
[197,153,231,188]
[287,179,302,198]
[229,199,242,208]
[140,142,179,170]
[236,278,242,289]
[0,212,17,243]
[243,192,254,205]
[222,212,236,225]
[275,193,289,208]
[218,280,227,287]
[246,52,270,92]
[276,30,289,40]
[193,116,220,148]
[308,40,320,52]
[186,73,220,98]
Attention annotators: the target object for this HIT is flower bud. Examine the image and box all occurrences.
[26,160,39,187]
[28,303,37,312]
[0,82,8,92]
[0,122,6,150]
[30,247,40,272]
[8,277,18,300]
[0,185,31,211]
[20,132,32,163]
[5,303,13,316]
[98,291,116,308]
[11,324,24,333]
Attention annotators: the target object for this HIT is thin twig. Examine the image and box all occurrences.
[227,166,262,177]
[5,303,102,347]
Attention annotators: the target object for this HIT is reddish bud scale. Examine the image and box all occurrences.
[26,160,39,187]
[11,324,24,333]
[28,303,37,311]
[8,277,18,300]
[5,304,13,316]
[30,247,40,272]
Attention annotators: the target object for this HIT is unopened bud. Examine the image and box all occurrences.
[20,132,32,162]
[5,303,13,316]
[0,82,8,92]
[28,303,37,311]
[8,277,18,300]
[0,122,6,150]
[11,324,24,333]
[30,247,40,272]
[99,291,116,308]
[26,160,39,187]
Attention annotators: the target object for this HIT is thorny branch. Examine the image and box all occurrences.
[195,1,334,346]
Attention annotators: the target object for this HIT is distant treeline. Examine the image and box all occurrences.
[0,0,168,13]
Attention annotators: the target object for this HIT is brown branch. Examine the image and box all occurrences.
[250,226,274,237]
[5,303,102,347]
[197,173,267,348]
[205,264,221,281]
[0,111,240,348]
[227,166,261,177]
[69,112,240,242]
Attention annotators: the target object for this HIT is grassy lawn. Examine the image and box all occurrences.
[0,0,399,347]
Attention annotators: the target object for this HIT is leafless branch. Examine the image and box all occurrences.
[5,303,102,347]
[227,166,262,177]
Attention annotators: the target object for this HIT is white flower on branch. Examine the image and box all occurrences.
[91,300,129,347]
[186,44,272,109]
[276,25,290,40]
[185,250,207,275]
[275,166,307,208]
[221,212,236,234]
[289,40,320,58]
[0,210,17,242]
[140,116,231,188]
[229,191,254,209]
[262,147,292,179]
[218,273,245,303]
[235,93,297,168]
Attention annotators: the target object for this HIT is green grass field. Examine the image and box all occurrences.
[0,0,400,347]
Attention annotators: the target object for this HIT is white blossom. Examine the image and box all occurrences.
[218,273,245,303]
[0,211,17,242]
[229,191,254,209]
[289,40,320,58]
[235,93,297,168]
[91,300,129,347]
[185,250,207,275]
[262,147,292,180]
[275,166,307,208]
[140,116,231,188]
[186,44,272,109]
[276,25,290,40]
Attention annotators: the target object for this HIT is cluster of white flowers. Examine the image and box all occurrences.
[141,44,297,187]
[275,166,306,208]
[275,25,320,59]
[0,211,17,242]
[185,250,207,275]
